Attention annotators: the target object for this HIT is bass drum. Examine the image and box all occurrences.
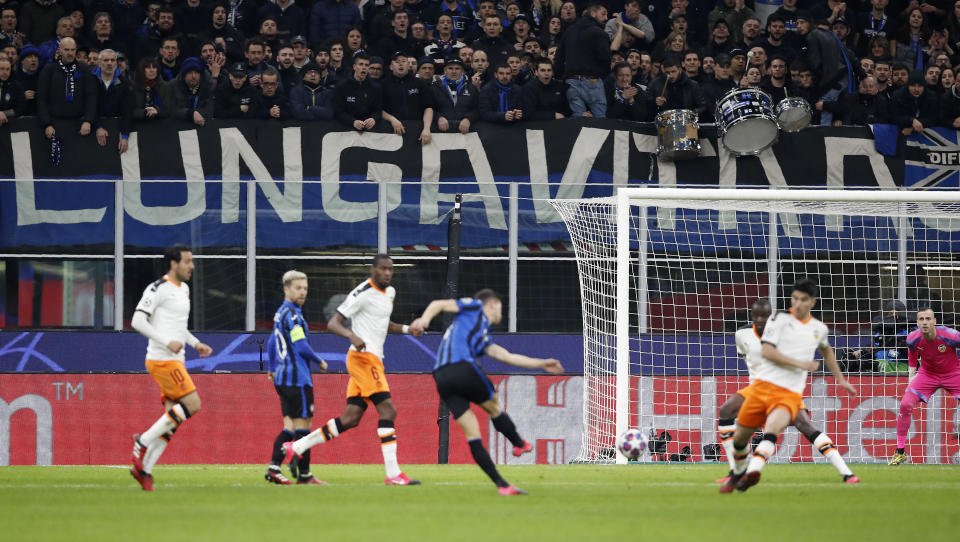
[775,96,812,132]
[714,87,779,155]
[656,109,701,160]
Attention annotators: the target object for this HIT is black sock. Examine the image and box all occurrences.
[469,438,509,488]
[491,413,525,448]
[897,447,905,454]
[295,429,311,477]
[270,429,295,466]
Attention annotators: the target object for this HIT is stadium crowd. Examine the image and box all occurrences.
[1,0,959,147]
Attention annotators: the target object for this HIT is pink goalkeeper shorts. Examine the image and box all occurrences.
[906,371,960,402]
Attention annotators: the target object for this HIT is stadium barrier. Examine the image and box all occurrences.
[3,373,956,465]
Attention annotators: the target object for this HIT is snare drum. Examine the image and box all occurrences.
[714,87,779,155]
[775,97,812,132]
[656,109,701,160]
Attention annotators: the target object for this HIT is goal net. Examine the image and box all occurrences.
[551,188,960,465]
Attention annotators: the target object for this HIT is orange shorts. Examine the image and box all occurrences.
[736,380,803,428]
[346,350,390,398]
[145,359,196,401]
[735,385,754,402]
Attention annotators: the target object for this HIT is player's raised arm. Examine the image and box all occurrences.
[410,299,460,332]
[819,343,856,395]
[484,343,564,374]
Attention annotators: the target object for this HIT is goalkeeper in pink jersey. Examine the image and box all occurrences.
[889,307,960,465]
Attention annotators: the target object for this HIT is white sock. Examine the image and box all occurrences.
[813,433,853,477]
[732,444,749,475]
[141,404,187,445]
[718,423,737,472]
[747,439,775,474]
[378,427,401,479]
[142,438,168,474]
[293,418,340,455]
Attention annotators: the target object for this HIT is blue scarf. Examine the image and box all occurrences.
[57,58,79,103]
[828,31,856,95]
[441,74,465,104]
[911,39,924,70]
[495,80,512,112]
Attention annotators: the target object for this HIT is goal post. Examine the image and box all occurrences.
[552,187,960,465]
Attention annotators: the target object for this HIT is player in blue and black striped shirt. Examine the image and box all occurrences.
[264,270,328,486]
[411,289,564,495]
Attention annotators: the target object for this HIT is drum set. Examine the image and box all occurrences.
[655,87,812,160]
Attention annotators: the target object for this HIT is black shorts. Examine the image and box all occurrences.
[432,362,495,418]
[275,385,314,419]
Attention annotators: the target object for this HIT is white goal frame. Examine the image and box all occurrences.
[561,187,960,464]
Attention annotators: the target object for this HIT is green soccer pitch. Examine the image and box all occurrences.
[2,464,958,541]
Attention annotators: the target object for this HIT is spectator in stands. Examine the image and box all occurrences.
[39,16,75,67]
[255,68,291,120]
[367,56,385,80]
[92,49,132,153]
[15,45,41,115]
[760,55,794,105]
[702,53,736,118]
[290,62,334,120]
[555,3,610,118]
[728,47,747,84]
[169,57,214,127]
[540,15,564,49]
[215,61,258,118]
[470,49,490,88]
[198,4,243,63]
[559,1,576,26]
[530,0,560,31]
[792,61,821,124]
[38,36,96,141]
[893,7,932,70]
[523,57,569,120]
[425,14,465,68]
[472,14,513,67]
[1,7,24,50]
[891,62,910,89]
[662,0,705,47]
[747,46,768,77]
[892,69,939,135]
[110,0,145,58]
[367,0,409,47]
[941,67,955,91]
[869,35,894,61]
[423,0,474,41]
[344,26,366,58]
[258,17,281,55]
[858,0,898,58]
[158,37,182,81]
[862,57,875,78]
[844,300,911,373]
[478,61,524,124]
[940,70,960,127]
[137,6,179,63]
[875,58,894,98]
[506,13,535,53]
[683,50,707,85]
[259,0,306,43]
[333,53,382,131]
[133,57,171,120]
[754,14,797,66]
[703,19,734,59]
[275,44,299,91]
[828,75,889,126]
[377,11,416,60]
[740,65,762,87]
[0,57,25,125]
[832,18,854,49]
[88,12,124,56]
[290,36,312,72]
[736,16,762,51]
[926,28,954,65]
[432,57,477,133]
[650,56,707,116]
[797,12,855,126]
[604,61,648,121]
[244,38,271,88]
[771,0,800,34]
[417,57,436,81]
[379,51,434,142]
[707,0,755,46]
[605,0,654,50]
[21,0,67,46]
[925,63,943,95]
[199,41,225,84]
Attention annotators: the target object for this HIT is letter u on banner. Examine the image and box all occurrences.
[120,131,206,226]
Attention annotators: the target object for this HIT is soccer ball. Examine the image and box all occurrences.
[617,428,648,460]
